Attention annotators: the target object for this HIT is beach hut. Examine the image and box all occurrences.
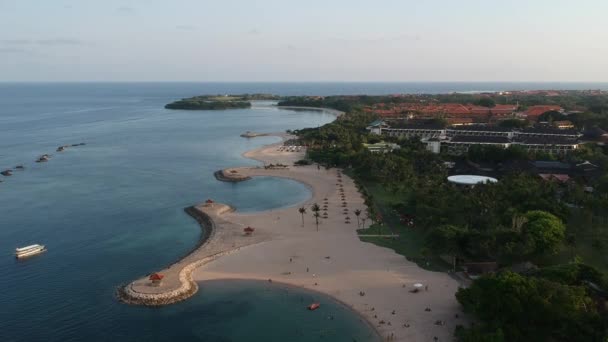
[149,273,164,286]
[244,227,255,235]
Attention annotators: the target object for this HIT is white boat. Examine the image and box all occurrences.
[15,244,46,258]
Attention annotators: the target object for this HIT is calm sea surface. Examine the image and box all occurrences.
[1,82,606,341]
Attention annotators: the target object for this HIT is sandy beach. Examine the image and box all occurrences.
[191,135,465,341]
[122,133,464,340]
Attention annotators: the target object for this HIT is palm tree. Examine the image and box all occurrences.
[313,212,321,231]
[311,203,321,231]
[354,209,362,227]
[298,207,307,227]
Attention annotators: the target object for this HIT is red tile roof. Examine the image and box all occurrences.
[525,105,563,118]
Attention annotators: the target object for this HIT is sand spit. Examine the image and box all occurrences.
[122,134,465,340]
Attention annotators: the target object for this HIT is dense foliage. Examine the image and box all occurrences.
[165,94,279,110]
[288,93,608,341]
[281,92,608,129]
[456,271,606,342]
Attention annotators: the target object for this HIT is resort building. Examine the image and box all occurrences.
[446,125,514,138]
[517,127,579,139]
[368,121,582,155]
[444,136,511,155]
[365,102,520,123]
[524,105,563,121]
[554,120,575,129]
[512,136,579,154]
[380,124,445,140]
[363,142,401,153]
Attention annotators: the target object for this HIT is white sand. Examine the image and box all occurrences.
[194,136,465,341]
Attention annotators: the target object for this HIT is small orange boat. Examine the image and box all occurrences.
[307,303,320,311]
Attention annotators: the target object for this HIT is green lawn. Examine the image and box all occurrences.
[350,173,450,271]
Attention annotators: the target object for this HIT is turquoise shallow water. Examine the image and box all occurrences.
[173,280,379,342]
[0,83,355,341]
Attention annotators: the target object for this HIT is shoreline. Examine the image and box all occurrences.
[121,132,464,341]
[274,105,344,117]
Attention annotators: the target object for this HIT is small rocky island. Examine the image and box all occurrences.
[165,94,281,110]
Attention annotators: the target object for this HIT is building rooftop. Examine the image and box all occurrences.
[532,161,572,170]
[450,135,511,144]
[450,125,512,132]
[514,136,578,145]
[520,127,579,136]
[387,123,445,130]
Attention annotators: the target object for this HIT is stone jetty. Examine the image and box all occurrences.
[119,201,269,306]
[213,168,251,182]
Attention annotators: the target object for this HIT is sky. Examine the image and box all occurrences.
[1,0,607,82]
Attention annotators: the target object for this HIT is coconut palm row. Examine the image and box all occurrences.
[298,204,365,230]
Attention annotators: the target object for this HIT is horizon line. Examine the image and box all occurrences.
[1,80,608,84]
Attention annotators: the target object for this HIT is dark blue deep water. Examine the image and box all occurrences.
[1,82,606,341]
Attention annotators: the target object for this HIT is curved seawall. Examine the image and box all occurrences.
[119,201,269,306]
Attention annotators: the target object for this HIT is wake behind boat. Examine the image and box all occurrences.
[15,244,46,258]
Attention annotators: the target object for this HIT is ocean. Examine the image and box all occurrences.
[1,82,606,341]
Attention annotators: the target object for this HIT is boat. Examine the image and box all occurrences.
[36,154,50,163]
[15,244,46,258]
[307,303,320,311]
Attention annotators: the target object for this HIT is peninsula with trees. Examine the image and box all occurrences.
[165,93,281,110]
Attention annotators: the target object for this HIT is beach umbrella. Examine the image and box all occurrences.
[413,283,424,288]
[244,227,255,235]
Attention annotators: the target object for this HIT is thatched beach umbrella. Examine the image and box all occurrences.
[244,227,255,235]
[149,273,164,286]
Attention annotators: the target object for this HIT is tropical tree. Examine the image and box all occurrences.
[522,210,566,255]
[354,209,362,227]
[456,271,604,342]
[426,224,468,271]
[313,212,321,231]
[298,207,307,227]
[311,203,321,231]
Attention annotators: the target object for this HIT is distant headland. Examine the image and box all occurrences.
[165,94,281,110]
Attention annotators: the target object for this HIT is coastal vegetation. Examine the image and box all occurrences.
[289,92,608,341]
[165,94,280,110]
[280,91,608,130]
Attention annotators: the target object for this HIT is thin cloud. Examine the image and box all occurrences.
[0,39,31,45]
[176,25,196,31]
[0,38,86,46]
[328,34,421,44]
[248,28,261,35]
[0,47,29,53]
[36,38,85,46]
[116,6,135,14]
